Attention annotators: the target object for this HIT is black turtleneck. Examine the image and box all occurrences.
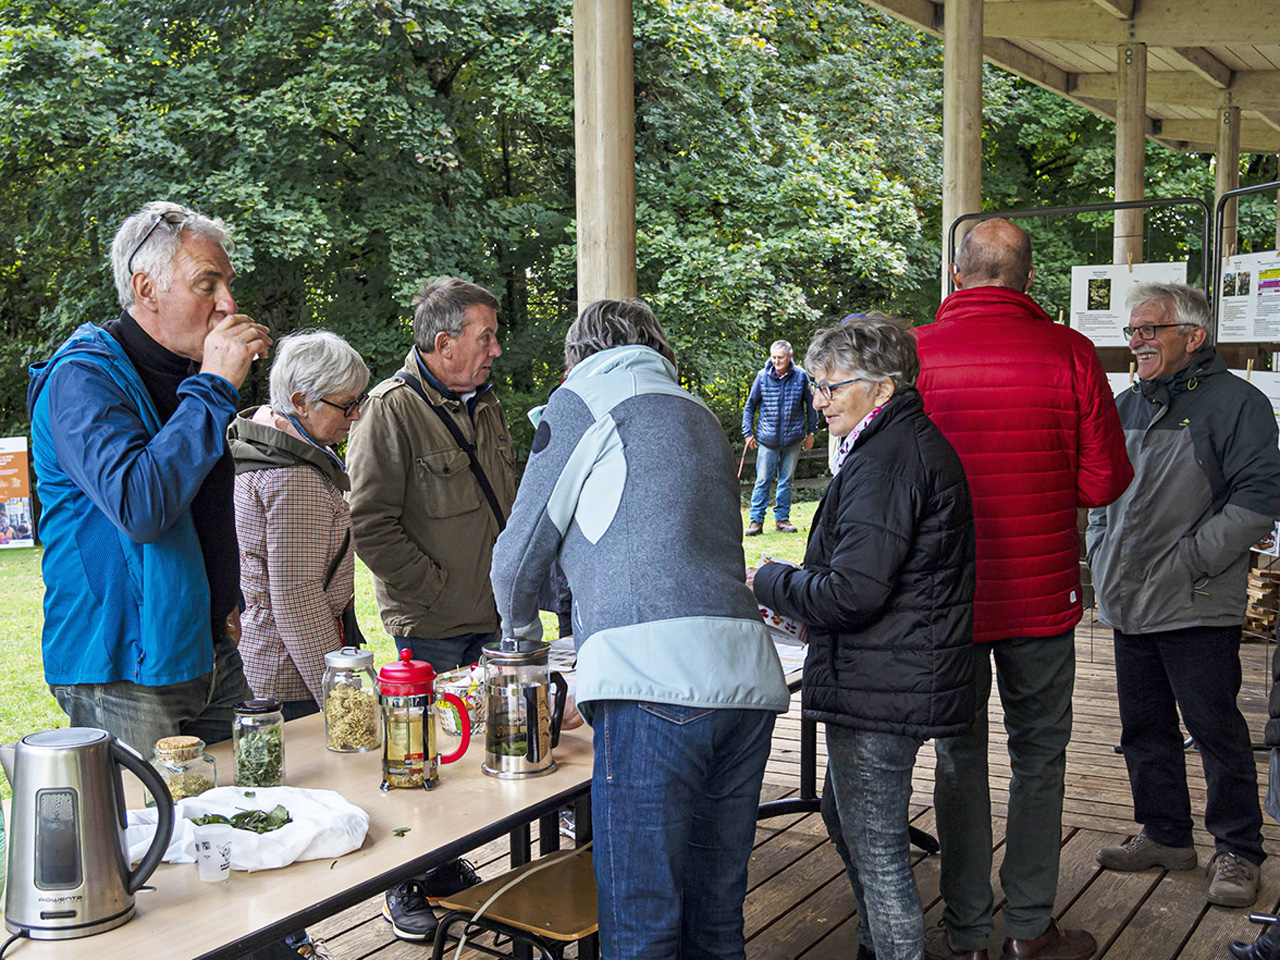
[105,311,240,638]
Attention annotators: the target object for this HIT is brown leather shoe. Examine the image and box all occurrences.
[745,520,764,536]
[925,925,990,960]
[1002,920,1096,960]
[775,520,799,533]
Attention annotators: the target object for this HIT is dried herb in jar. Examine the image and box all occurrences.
[235,724,284,787]
[325,684,379,751]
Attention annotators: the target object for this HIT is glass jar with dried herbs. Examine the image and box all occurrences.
[148,735,217,805]
[233,698,285,787]
[323,646,381,753]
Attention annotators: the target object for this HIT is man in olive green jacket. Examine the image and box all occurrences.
[347,277,516,674]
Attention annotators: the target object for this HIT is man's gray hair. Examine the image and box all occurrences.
[565,299,676,369]
[1126,282,1213,344]
[269,330,370,417]
[805,312,919,391]
[770,339,793,355]
[412,277,500,353]
[111,201,234,309]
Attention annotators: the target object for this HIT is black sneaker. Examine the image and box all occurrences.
[421,858,482,902]
[382,878,438,942]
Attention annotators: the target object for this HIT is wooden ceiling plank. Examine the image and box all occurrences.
[1171,47,1233,88]
[857,0,941,37]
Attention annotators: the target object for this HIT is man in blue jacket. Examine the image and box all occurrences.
[742,340,816,534]
[28,200,272,755]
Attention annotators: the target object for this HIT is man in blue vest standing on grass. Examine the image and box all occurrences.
[742,339,816,535]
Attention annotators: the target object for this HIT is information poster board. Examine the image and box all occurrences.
[1105,372,1135,399]
[0,437,34,548]
[1229,370,1280,555]
[1069,261,1188,347]
[1218,251,1280,343]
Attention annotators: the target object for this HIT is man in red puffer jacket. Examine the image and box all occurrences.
[914,218,1133,960]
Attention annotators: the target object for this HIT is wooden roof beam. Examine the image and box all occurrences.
[1072,70,1280,111]
[1258,112,1280,135]
[1090,0,1134,17]
[984,1,1280,45]
[1171,48,1233,89]
[1156,118,1280,153]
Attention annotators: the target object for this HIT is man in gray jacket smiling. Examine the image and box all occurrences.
[1088,282,1280,909]
[491,299,789,960]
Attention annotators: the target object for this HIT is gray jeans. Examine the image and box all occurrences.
[931,630,1075,947]
[51,633,253,756]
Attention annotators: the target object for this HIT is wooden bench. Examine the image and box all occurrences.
[431,846,598,960]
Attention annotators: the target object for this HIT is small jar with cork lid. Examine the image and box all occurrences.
[149,735,217,805]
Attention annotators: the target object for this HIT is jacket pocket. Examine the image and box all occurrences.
[415,448,482,517]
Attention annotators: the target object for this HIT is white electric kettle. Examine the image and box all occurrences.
[0,728,174,940]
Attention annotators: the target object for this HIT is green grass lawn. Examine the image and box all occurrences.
[0,498,819,781]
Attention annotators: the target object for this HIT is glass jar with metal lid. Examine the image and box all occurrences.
[232,698,285,787]
[148,735,217,805]
[322,645,381,753]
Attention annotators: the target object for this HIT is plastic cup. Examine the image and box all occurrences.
[193,823,233,883]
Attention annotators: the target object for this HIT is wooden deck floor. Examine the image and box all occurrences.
[308,614,1280,959]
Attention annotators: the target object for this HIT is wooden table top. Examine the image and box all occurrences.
[7,714,595,960]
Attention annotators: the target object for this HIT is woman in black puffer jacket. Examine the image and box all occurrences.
[751,315,976,960]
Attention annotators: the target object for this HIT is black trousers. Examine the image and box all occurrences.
[1114,624,1264,864]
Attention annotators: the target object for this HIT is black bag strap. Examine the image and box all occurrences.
[395,372,507,533]
[322,529,351,592]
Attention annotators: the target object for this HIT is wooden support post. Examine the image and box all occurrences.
[941,0,983,300]
[1114,42,1147,265]
[1217,105,1242,258]
[573,0,637,307]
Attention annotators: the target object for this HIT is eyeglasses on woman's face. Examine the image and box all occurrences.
[815,377,866,401]
[318,395,366,418]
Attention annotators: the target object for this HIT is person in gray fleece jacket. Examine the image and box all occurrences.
[491,299,789,960]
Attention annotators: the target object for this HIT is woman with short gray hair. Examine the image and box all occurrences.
[228,330,370,718]
[751,314,976,960]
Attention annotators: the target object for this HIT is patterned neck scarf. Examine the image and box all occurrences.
[831,404,885,475]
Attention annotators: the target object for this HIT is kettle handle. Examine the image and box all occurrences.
[111,739,175,894]
[549,671,568,749]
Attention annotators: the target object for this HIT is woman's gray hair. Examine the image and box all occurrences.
[805,312,920,390]
[1126,282,1213,345]
[269,330,371,417]
[565,299,676,369]
[110,201,234,308]
[412,277,500,353]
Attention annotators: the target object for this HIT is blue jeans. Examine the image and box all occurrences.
[1114,624,1264,864]
[932,631,1074,946]
[825,725,925,960]
[50,632,253,755]
[395,631,496,672]
[591,700,776,960]
[749,442,802,523]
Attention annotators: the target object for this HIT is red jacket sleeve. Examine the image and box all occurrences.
[1075,345,1133,508]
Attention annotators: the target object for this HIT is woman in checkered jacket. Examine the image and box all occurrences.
[228,331,370,720]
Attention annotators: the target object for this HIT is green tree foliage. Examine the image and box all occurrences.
[0,0,938,442]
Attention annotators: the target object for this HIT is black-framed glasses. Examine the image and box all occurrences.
[815,377,866,400]
[1123,323,1183,340]
[318,395,366,418]
[125,210,187,276]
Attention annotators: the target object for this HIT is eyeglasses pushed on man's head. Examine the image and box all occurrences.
[125,210,189,276]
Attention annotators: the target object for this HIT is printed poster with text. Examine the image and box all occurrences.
[1219,251,1280,343]
[1228,370,1280,555]
[0,437,34,548]
[1069,261,1188,347]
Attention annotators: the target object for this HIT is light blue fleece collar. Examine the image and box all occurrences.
[528,345,678,427]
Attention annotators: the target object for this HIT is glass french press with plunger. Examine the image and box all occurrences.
[481,637,568,779]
